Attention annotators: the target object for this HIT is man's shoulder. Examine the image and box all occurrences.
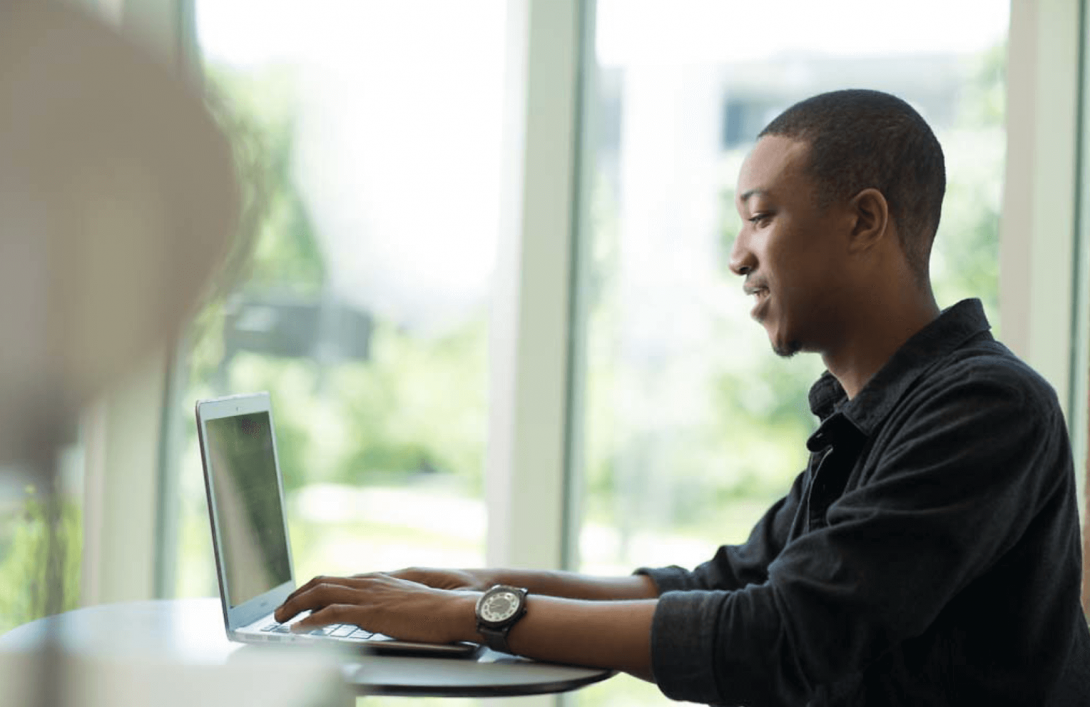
[942,334,1056,394]
[918,333,1063,421]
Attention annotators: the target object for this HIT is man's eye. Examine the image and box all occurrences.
[748,213,770,226]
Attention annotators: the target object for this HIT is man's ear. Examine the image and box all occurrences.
[846,188,890,253]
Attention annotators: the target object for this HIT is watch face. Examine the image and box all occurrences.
[480,590,521,623]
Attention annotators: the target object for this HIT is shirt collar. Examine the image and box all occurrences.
[806,299,992,448]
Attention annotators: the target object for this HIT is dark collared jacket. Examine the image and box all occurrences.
[641,299,1090,706]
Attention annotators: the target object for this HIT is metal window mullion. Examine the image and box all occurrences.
[1002,0,1087,606]
[1000,0,1081,412]
[561,0,597,575]
[1073,0,1090,610]
[1073,0,1090,524]
[487,0,584,576]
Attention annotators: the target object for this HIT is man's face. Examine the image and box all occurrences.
[729,136,853,357]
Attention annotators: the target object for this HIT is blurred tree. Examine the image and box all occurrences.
[187,66,489,494]
[0,489,81,634]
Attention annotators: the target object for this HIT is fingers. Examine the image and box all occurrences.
[388,567,435,585]
[276,573,428,624]
[288,603,358,633]
[286,574,337,601]
[272,573,475,646]
[279,575,328,614]
[388,567,479,591]
[283,574,376,606]
[276,580,366,624]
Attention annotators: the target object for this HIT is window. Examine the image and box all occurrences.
[573,2,1008,704]
[0,453,82,635]
[167,1,506,615]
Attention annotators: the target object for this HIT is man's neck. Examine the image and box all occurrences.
[823,289,940,399]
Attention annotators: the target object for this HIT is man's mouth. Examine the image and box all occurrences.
[744,284,770,299]
[744,284,770,319]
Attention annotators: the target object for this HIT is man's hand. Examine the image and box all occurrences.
[278,570,658,679]
[275,573,479,645]
[376,567,491,592]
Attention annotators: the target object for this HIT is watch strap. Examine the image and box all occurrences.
[478,623,515,654]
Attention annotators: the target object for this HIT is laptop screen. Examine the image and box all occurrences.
[204,410,292,608]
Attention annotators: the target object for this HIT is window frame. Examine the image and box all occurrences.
[1000,0,1088,552]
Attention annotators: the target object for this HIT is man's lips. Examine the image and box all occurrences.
[744,282,770,319]
[743,279,770,298]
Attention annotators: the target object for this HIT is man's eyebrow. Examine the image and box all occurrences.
[738,188,767,203]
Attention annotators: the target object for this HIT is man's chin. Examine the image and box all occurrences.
[771,338,802,359]
[761,320,801,358]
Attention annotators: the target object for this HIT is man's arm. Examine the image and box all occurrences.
[274,573,657,680]
[386,567,659,601]
[504,594,657,679]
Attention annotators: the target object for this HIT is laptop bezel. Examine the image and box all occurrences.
[195,391,297,635]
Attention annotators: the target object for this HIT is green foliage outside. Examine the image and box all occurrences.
[207,64,327,298]
[196,316,488,495]
[0,487,82,635]
[185,65,490,498]
[930,42,1005,328]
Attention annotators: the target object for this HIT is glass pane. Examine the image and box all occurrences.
[575,1,1008,704]
[172,0,504,646]
[0,450,83,635]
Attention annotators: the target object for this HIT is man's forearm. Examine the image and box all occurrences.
[444,591,658,680]
[467,568,659,601]
[509,595,657,680]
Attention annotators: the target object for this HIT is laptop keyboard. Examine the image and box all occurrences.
[260,621,375,641]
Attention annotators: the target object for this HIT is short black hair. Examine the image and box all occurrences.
[758,89,946,280]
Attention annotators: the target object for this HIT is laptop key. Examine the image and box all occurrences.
[330,624,357,638]
[345,628,374,640]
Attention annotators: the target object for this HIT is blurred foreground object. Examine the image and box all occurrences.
[0,596,353,707]
[0,630,351,707]
[0,0,240,459]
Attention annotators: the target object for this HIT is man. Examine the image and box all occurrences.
[276,89,1090,705]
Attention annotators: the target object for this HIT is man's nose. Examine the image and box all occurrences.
[728,229,755,277]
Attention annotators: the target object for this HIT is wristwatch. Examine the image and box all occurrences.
[475,584,529,654]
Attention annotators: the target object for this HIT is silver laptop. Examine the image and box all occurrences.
[195,392,479,657]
